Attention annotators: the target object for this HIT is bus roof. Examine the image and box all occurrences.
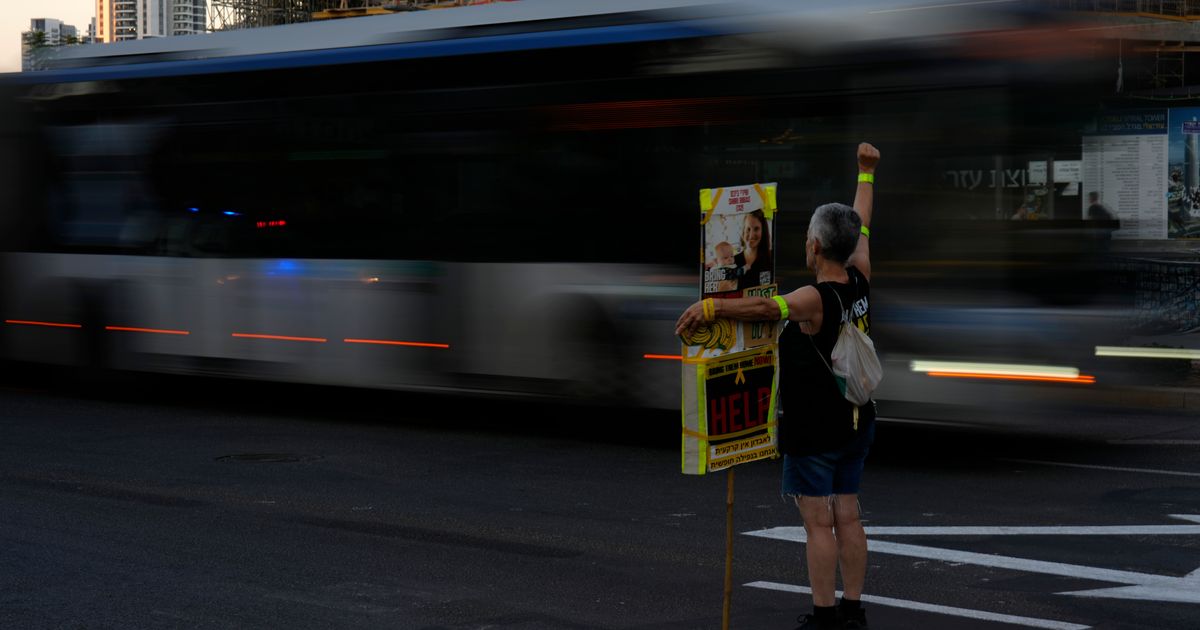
[10,0,1059,84]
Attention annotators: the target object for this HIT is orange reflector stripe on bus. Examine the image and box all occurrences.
[232,333,327,342]
[644,354,684,360]
[926,371,1095,384]
[343,338,449,349]
[5,319,82,328]
[105,326,190,335]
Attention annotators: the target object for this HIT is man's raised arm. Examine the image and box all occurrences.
[847,142,880,281]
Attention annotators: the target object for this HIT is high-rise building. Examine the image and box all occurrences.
[96,0,136,42]
[96,0,207,43]
[21,18,80,71]
[170,0,208,36]
[30,19,66,45]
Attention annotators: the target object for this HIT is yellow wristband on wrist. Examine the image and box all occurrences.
[771,295,789,321]
[860,225,870,238]
[858,172,874,184]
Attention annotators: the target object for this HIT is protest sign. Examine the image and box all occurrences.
[681,183,780,475]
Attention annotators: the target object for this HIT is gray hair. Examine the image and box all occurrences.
[808,203,862,264]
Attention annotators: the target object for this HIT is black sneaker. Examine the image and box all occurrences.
[841,606,869,629]
[794,613,840,630]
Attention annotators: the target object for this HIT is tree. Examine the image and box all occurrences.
[22,30,47,50]
[21,30,49,71]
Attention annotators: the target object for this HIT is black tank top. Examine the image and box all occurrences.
[777,266,875,456]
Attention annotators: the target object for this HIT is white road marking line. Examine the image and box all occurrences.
[745,581,1090,630]
[753,516,1200,538]
[747,528,1168,585]
[1060,563,1200,601]
[999,458,1200,478]
[745,523,1200,604]
[862,524,1200,536]
[1058,583,1200,603]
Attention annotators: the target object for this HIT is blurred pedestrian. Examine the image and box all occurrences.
[1086,191,1115,222]
[676,142,880,630]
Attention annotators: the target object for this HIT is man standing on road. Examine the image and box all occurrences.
[676,143,880,630]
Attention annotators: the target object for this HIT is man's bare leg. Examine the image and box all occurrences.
[833,493,867,600]
[798,495,838,607]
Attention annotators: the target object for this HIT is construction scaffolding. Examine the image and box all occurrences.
[1050,0,1200,90]
[210,0,513,30]
[210,0,319,30]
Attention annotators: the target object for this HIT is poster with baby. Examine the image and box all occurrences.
[701,186,775,298]
[690,183,779,357]
[681,183,779,475]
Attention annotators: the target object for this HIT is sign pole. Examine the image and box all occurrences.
[722,467,735,630]
[683,182,781,628]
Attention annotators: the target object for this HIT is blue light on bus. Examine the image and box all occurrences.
[270,260,301,276]
[188,207,199,213]
[223,211,240,216]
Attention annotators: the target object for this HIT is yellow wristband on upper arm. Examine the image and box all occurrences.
[860,225,870,238]
[771,295,789,321]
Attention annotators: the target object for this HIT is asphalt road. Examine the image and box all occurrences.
[1,368,1198,630]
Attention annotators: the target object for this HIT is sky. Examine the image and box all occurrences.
[1,0,96,73]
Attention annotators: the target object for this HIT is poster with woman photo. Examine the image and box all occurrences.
[685,183,779,359]
[701,184,777,297]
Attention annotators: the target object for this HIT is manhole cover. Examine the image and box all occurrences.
[214,453,318,463]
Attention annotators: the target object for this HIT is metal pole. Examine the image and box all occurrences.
[1047,155,1056,219]
[722,467,735,630]
[995,155,1004,220]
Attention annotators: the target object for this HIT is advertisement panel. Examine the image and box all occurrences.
[1166,108,1200,238]
[1081,109,1168,239]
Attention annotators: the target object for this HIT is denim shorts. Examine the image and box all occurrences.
[781,420,875,498]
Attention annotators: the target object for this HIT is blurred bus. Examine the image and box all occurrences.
[0,0,1188,419]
